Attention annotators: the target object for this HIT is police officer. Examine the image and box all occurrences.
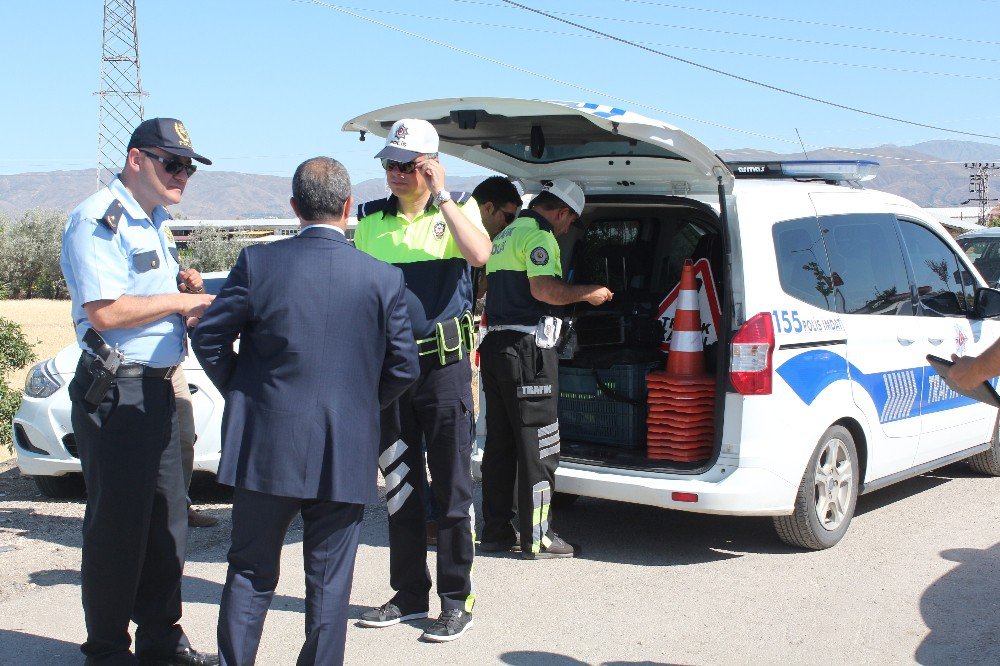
[355,119,491,642]
[60,118,219,665]
[478,180,613,559]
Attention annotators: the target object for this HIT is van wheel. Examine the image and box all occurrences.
[968,421,1000,476]
[774,425,858,550]
[33,474,86,499]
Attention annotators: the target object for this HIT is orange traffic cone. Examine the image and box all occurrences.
[644,259,715,464]
[666,259,705,376]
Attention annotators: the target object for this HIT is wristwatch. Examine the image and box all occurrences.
[434,189,452,206]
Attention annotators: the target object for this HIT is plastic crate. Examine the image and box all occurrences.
[558,363,656,448]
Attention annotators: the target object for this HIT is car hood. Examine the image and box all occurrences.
[343,97,732,197]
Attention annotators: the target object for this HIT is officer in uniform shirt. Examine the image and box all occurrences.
[60,118,219,666]
[478,179,613,559]
[355,119,491,642]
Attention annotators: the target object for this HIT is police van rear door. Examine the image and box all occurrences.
[342,98,733,199]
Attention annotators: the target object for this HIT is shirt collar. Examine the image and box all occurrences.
[386,194,437,218]
[520,208,554,233]
[300,223,345,235]
[108,175,171,227]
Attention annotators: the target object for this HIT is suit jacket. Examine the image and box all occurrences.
[191,226,419,503]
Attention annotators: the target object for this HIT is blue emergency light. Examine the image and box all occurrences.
[726,160,879,183]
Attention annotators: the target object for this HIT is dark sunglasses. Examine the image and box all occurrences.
[497,206,519,225]
[139,149,197,177]
[380,158,417,174]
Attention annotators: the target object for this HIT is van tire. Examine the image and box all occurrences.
[33,473,86,499]
[774,425,859,550]
[967,423,1000,476]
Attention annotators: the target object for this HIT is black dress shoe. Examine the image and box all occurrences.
[140,648,220,665]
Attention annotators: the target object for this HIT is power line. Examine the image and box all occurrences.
[298,1,1000,166]
[330,4,1000,82]
[620,0,1000,47]
[453,0,1000,64]
[501,0,1000,141]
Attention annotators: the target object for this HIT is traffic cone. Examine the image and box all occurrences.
[644,259,715,464]
[666,259,705,376]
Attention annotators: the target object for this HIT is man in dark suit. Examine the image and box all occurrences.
[191,157,419,666]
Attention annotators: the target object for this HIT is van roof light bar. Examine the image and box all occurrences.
[727,160,879,183]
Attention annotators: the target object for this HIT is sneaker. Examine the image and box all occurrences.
[187,508,218,528]
[521,533,575,560]
[478,533,521,553]
[358,601,428,628]
[421,609,473,643]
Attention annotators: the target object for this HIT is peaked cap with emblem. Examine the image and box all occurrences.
[128,118,212,165]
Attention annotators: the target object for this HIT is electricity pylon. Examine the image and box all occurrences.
[96,0,145,189]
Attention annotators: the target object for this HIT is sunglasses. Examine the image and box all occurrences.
[139,149,197,177]
[497,207,519,225]
[381,159,418,174]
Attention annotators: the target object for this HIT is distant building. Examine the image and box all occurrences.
[923,206,985,237]
[166,217,358,247]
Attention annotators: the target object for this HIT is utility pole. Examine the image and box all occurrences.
[96,0,145,190]
[963,162,1000,226]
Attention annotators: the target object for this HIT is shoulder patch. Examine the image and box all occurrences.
[358,197,390,219]
[452,191,472,204]
[99,200,124,233]
[530,246,550,266]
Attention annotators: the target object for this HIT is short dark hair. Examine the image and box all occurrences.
[529,191,568,212]
[292,157,351,222]
[473,176,521,209]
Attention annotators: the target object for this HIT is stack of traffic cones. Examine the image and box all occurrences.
[646,259,715,463]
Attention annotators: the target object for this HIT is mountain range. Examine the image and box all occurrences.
[1,140,998,219]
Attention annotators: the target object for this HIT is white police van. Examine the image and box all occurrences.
[344,99,1000,549]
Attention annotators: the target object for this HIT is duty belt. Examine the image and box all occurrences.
[416,312,475,366]
[81,353,177,379]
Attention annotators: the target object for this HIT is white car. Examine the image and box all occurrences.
[12,272,230,498]
[347,98,1000,549]
[957,227,1000,287]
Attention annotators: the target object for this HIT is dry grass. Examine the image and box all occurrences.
[1,300,74,463]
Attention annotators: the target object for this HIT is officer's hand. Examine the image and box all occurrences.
[178,268,204,293]
[415,156,446,194]
[180,293,215,318]
[949,353,982,391]
[585,287,613,306]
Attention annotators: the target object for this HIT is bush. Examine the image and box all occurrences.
[185,225,254,273]
[0,317,36,454]
[0,208,68,299]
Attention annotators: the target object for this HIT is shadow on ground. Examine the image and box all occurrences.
[0,629,81,665]
[916,541,1000,665]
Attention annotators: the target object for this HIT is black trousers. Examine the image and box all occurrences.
[479,331,561,554]
[69,363,190,664]
[378,357,475,612]
[218,488,364,666]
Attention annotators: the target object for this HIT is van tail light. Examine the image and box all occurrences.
[730,312,774,395]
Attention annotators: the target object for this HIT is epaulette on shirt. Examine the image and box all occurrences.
[357,192,473,219]
[358,198,390,219]
[98,199,124,233]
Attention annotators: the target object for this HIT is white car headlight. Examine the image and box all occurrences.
[24,359,63,398]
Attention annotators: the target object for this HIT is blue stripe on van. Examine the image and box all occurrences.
[776,350,981,424]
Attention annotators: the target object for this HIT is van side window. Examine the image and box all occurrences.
[898,220,973,316]
[773,218,837,311]
[820,214,913,316]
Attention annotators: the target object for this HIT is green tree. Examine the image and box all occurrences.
[0,208,68,299]
[185,225,253,273]
[0,317,36,453]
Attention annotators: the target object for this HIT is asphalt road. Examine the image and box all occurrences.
[1,460,997,665]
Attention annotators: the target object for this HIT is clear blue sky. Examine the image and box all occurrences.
[3,0,1000,184]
